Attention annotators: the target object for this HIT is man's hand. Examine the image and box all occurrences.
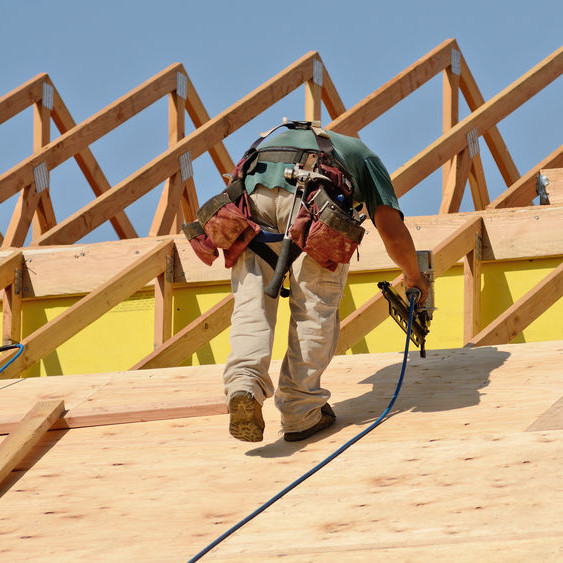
[404,272,430,307]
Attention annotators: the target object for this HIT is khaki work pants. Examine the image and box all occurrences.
[223,186,349,433]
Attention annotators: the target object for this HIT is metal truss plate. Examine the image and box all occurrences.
[33,162,49,193]
[179,151,193,182]
[42,82,54,110]
[451,48,461,76]
[176,72,188,100]
[466,127,480,159]
[313,59,323,87]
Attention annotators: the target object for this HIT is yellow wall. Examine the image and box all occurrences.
[3,257,562,377]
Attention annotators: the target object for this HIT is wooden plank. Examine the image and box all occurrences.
[442,65,459,192]
[0,73,46,125]
[305,79,322,122]
[32,52,318,246]
[467,153,490,210]
[50,84,137,239]
[0,63,181,205]
[132,293,234,369]
[154,255,174,348]
[459,53,520,186]
[0,240,175,379]
[468,260,563,346]
[2,270,22,345]
[0,250,23,290]
[327,39,456,135]
[463,233,482,344]
[2,183,42,248]
[439,147,471,214]
[0,399,64,486]
[527,396,563,431]
[489,145,563,208]
[0,401,227,434]
[391,46,563,199]
[337,216,482,354]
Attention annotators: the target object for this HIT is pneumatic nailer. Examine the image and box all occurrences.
[378,250,435,358]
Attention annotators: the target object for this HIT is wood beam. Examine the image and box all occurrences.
[154,254,174,349]
[320,59,348,121]
[467,260,563,347]
[0,73,46,125]
[0,399,65,487]
[32,52,319,246]
[327,39,456,135]
[305,79,322,122]
[2,183,42,248]
[0,63,182,205]
[488,144,563,209]
[442,64,460,193]
[463,232,482,344]
[0,239,175,379]
[0,251,23,346]
[467,153,490,210]
[132,294,234,370]
[391,46,563,199]
[439,147,471,214]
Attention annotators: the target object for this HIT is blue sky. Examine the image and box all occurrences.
[1,0,561,243]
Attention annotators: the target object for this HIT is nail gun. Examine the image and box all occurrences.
[378,250,435,358]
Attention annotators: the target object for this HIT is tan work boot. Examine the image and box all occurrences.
[228,391,265,442]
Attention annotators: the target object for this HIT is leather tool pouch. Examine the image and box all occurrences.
[289,187,365,271]
[183,179,261,268]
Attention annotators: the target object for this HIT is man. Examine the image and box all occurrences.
[223,123,430,443]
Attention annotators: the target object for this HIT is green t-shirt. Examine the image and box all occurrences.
[243,128,402,224]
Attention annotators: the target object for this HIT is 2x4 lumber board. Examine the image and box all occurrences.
[32,52,319,246]
[467,260,563,347]
[0,63,182,205]
[2,183,42,248]
[2,273,22,345]
[442,65,460,189]
[439,147,471,213]
[0,73,47,125]
[50,84,137,239]
[0,399,64,486]
[468,153,490,210]
[0,239,175,379]
[459,53,520,186]
[0,250,22,290]
[463,234,482,343]
[391,46,563,199]
[305,79,322,122]
[327,39,456,136]
[489,144,563,209]
[132,293,234,369]
[336,216,482,353]
[0,400,227,435]
[154,255,174,348]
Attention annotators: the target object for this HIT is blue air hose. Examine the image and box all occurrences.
[188,293,418,562]
[0,343,24,374]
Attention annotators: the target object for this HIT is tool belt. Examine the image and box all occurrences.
[183,120,365,272]
[289,185,365,271]
[182,179,261,268]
